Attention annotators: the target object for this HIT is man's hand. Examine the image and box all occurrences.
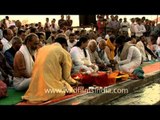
[110,60,118,64]
[98,63,105,68]
[80,68,86,72]
[71,81,82,86]
[75,81,82,86]
[90,64,96,69]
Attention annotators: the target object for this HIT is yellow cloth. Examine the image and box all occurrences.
[106,39,115,60]
[22,43,76,103]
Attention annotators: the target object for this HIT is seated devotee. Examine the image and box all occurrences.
[105,35,116,62]
[104,30,113,40]
[17,29,26,42]
[4,36,22,68]
[22,37,80,103]
[67,33,77,52]
[47,31,57,44]
[96,39,110,66]
[156,32,160,57]
[79,29,87,37]
[13,33,39,91]
[0,39,14,86]
[114,35,142,73]
[87,40,107,70]
[135,35,148,61]
[1,29,13,53]
[30,27,38,34]
[146,34,159,60]
[70,36,98,74]
[74,30,80,40]
[36,32,46,48]
[9,25,17,36]
[88,31,98,41]
[136,35,157,62]
[126,36,137,45]
[147,34,158,52]
[65,27,73,38]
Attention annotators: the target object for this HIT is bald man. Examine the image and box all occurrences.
[96,39,110,66]
[87,40,106,70]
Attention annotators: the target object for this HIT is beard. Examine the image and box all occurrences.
[28,47,36,56]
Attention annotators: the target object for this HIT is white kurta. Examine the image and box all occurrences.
[134,24,146,37]
[1,37,12,53]
[115,46,142,73]
[67,40,77,52]
[136,41,147,61]
[156,37,160,57]
[70,46,95,73]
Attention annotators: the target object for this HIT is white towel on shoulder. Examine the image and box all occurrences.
[19,44,34,76]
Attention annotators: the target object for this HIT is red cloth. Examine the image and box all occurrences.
[72,71,118,87]
[17,92,85,105]
[142,62,160,74]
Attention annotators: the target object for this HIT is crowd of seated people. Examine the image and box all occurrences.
[0,15,160,103]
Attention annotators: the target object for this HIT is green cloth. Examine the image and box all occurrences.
[133,67,144,79]
[0,87,25,105]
